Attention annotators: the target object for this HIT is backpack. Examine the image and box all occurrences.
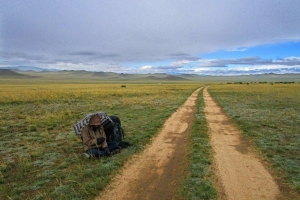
[103,115,125,143]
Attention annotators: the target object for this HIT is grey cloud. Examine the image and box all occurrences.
[0,51,50,66]
[155,66,183,70]
[69,51,98,56]
[276,57,300,66]
[68,51,119,58]
[1,51,46,61]
[67,51,120,60]
[1,0,300,72]
[169,53,191,57]
[221,57,273,65]
[168,53,200,61]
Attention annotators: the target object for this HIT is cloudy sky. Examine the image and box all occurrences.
[1,0,300,75]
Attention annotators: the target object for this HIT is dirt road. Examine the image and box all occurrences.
[97,88,201,200]
[97,87,281,200]
[203,87,280,199]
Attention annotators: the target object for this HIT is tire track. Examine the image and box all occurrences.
[203,87,280,200]
[97,88,202,200]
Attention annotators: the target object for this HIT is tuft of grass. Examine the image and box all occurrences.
[179,88,218,200]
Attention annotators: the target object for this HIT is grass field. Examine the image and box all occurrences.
[2,77,300,199]
[0,81,200,199]
[208,84,300,193]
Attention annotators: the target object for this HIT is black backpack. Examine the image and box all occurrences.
[104,116,132,148]
[102,115,125,143]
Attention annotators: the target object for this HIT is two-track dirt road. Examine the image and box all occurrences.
[97,87,281,200]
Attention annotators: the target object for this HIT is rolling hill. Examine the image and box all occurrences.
[1,68,300,83]
[0,69,35,78]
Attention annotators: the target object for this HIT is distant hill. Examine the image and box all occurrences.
[143,75,162,80]
[0,69,33,78]
[164,75,188,81]
[92,72,116,77]
[180,74,203,79]
[1,69,299,82]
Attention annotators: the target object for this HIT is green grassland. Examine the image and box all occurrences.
[208,84,300,193]
[1,72,300,199]
[0,80,201,199]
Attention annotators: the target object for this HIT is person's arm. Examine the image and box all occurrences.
[99,126,108,148]
[82,126,97,148]
[99,126,110,155]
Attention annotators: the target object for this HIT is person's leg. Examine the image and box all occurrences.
[86,148,105,158]
[118,140,132,148]
[107,141,121,151]
[107,141,120,151]
[106,141,121,155]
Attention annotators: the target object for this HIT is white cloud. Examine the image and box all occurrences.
[233,64,299,71]
[170,60,192,66]
[139,65,152,70]
[194,68,211,72]
[227,47,248,52]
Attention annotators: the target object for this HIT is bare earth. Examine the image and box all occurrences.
[97,87,282,200]
[203,87,280,200]
[97,88,201,200]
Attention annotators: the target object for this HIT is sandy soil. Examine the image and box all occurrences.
[97,88,201,200]
[203,87,280,200]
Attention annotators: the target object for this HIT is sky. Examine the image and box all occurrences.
[1,0,300,75]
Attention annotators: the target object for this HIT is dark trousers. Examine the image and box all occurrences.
[86,141,119,157]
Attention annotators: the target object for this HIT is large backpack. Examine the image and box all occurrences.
[103,115,125,143]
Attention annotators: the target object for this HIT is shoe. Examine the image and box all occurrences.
[80,153,91,158]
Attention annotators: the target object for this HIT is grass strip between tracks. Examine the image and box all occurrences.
[179,88,218,199]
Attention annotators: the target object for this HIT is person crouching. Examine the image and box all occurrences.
[82,114,120,157]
